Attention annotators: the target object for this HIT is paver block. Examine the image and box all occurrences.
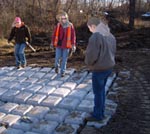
[51,88,71,97]
[58,97,80,110]
[0,114,21,127]
[69,71,88,84]
[41,95,62,107]
[43,73,57,80]
[54,123,79,134]
[75,83,92,92]
[68,90,87,100]
[40,67,52,73]
[32,72,46,79]
[85,91,94,100]
[13,70,25,76]
[2,128,24,134]
[0,103,18,114]
[61,82,77,90]
[36,79,50,85]
[25,78,39,84]
[12,82,31,91]
[26,106,49,119]
[1,89,20,102]
[47,80,63,88]
[65,111,87,125]
[13,76,27,83]
[45,108,69,123]
[32,120,58,134]
[37,86,56,95]
[26,85,42,93]
[0,112,6,118]
[14,92,33,103]
[26,94,47,105]
[11,104,33,116]
[12,119,33,132]
[0,88,8,97]
[77,99,94,112]
[0,126,6,133]
[24,132,40,134]
[21,71,35,78]
[2,81,18,89]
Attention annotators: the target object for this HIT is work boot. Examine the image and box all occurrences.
[55,68,59,73]
[61,72,65,77]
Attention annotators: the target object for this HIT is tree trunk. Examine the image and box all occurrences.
[129,0,136,29]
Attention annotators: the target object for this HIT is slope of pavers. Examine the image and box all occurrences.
[0,66,117,134]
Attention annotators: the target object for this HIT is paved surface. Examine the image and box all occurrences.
[0,66,116,134]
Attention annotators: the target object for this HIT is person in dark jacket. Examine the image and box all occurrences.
[8,17,31,69]
[85,17,116,121]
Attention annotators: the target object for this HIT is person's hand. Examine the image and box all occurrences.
[50,43,54,49]
[72,45,76,53]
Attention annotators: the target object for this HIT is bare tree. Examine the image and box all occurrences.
[129,0,136,29]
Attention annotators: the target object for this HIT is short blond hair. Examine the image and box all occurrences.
[56,11,68,21]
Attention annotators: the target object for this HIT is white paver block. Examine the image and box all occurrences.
[21,71,35,78]
[61,82,77,90]
[44,73,57,80]
[0,114,21,127]
[58,97,80,110]
[45,108,69,123]
[54,123,79,134]
[65,111,87,125]
[41,95,62,107]
[11,104,33,116]
[27,106,49,119]
[37,86,56,95]
[47,80,63,88]
[27,94,47,105]
[77,99,94,112]
[51,88,71,97]
[26,85,42,93]
[0,103,18,114]
[14,92,33,103]
[36,79,50,85]
[0,126,6,133]
[25,78,39,84]
[32,120,58,134]
[25,132,40,134]
[0,112,6,118]
[75,83,92,92]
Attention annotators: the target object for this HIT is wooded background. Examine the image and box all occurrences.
[0,0,149,39]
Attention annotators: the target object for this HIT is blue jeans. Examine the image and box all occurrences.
[55,48,70,74]
[92,69,112,120]
[14,43,26,67]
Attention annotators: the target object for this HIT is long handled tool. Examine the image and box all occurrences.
[26,42,36,52]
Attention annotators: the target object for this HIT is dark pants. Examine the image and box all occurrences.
[92,69,112,120]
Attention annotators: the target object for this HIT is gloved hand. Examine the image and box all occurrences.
[50,43,54,49]
[72,45,76,53]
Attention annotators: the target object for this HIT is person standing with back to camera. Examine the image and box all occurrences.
[8,17,31,69]
[51,11,76,77]
[85,17,116,122]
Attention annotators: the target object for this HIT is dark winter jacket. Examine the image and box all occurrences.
[8,23,31,44]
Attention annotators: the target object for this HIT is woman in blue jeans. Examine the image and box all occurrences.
[85,17,116,121]
[51,11,76,77]
[8,17,31,69]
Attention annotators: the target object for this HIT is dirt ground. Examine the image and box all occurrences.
[0,27,150,134]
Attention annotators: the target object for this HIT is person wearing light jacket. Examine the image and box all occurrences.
[51,11,76,77]
[85,17,116,121]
